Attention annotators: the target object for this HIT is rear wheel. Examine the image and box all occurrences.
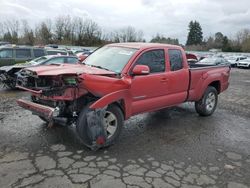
[195,86,218,116]
[76,104,124,149]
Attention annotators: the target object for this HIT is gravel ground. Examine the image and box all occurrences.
[0,68,250,188]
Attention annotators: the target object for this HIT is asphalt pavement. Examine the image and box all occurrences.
[0,68,249,188]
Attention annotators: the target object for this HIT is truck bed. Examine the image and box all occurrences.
[189,63,228,68]
[187,64,230,102]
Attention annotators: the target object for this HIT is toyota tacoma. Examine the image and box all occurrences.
[16,43,230,149]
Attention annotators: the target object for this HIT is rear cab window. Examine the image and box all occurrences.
[134,49,165,73]
[168,49,183,71]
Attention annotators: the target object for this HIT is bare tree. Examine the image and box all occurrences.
[2,19,19,43]
[35,19,53,45]
[63,15,73,44]
[20,20,35,45]
[54,16,65,43]
[72,17,85,45]
[83,19,102,46]
[0,22,4,39]
[108,26,144,42]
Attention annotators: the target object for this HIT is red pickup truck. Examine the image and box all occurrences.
[16,43,230,149]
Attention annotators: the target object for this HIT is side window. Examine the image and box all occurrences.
[16,49,31,58]
[0,49,13,58]
[66,57,78,64]
[135,49,165,73]
[44,57,65,65]
[59,51,68,55]
[169,49,183,71]
[34,49,45,57]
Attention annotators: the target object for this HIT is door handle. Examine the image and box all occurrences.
[160,78,168,82]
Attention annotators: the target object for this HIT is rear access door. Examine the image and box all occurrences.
[165,49,190,105]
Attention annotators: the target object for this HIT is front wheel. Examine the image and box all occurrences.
[195,86,218,116]
[76,104,124,149]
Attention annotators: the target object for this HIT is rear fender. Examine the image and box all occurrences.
[90,89,132,119]
[197,74,222,100]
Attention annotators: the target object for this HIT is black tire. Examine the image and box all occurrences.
[195,86,218,116]
[76,104,124,148]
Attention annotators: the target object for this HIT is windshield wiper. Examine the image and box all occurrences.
[49,63,61,66]
[87,64,112,71]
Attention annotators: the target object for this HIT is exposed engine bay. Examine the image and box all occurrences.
[17,69,78,94]
[16,69,95,125]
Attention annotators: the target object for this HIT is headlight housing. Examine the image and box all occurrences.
[63,76,77,85]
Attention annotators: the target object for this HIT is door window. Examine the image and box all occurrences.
[34,49,45,57]
[0,49,13,58]
[135,49,165,73]
[16,49,31,58]
[66,57,78,64]
[44,57,65,65]
[168,49,183,71]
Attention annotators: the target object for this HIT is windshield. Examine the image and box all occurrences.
[242,58,250,62]
[227,57,236,60]
[27,56,48,65]
[84,46,137,73]
[47,51,67,55]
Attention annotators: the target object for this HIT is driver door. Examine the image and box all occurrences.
[130,49,169,115]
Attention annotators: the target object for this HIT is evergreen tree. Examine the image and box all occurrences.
[186,21,203,45]
[214,32,224,48]
[150,34,179,45]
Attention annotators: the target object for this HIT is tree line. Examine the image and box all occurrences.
[1,16,250,52]
[0,16,145,46]
[185,20,250,52]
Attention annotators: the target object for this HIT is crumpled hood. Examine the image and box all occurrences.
[0,64,27,72]
[24,64,116,76]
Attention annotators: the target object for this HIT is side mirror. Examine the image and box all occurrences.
[132,65,150,75]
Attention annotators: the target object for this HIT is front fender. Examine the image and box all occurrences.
[90,89,132,120]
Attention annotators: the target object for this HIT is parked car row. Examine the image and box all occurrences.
[0,45,94,67]
[225,56,247,67]
[0,55,80,88]
[187,53,250,69]
[0,46,46,67]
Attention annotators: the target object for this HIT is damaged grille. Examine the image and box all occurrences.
[16,70,79,96]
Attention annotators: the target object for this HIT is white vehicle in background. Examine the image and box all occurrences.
[237,58,250,68]
[226,56,247,67]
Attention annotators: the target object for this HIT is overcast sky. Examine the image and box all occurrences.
[0,0,250,44]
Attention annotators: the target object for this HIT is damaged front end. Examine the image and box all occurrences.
[16,63,129,150]
[16,69,89,125]
[16,68,110,150]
